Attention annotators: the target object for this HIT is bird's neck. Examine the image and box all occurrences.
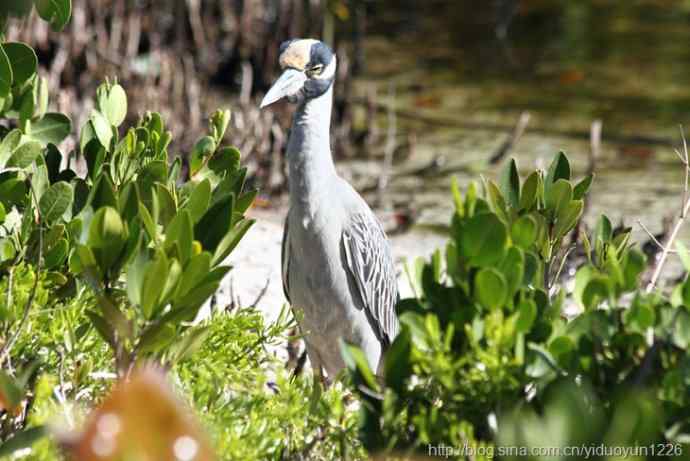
[287,85,336,205]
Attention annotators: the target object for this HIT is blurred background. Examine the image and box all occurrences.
[9,0,690,246]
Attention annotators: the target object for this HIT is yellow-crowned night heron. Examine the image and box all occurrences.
[261,39,399,380]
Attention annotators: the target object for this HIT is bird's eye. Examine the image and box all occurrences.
[307,64,324,76]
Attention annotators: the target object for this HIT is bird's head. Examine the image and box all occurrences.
[260,38,336,109]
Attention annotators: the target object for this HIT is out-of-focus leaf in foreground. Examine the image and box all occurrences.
[61,368,214,461]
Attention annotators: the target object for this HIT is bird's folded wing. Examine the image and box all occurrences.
[342,212,399,347]
[281,216,291,303]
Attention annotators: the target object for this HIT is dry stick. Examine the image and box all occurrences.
[489,111,530,164]
[646,126,689,292]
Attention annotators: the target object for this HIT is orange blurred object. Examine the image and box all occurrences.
[62,367,214,461]
[558,69,585,85]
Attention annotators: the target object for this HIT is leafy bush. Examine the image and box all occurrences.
[345,153,690,459]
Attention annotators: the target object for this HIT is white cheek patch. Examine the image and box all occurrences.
[313,56,337,80]
[279,39,318,70]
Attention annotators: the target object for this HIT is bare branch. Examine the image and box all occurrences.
[646,126,690,292]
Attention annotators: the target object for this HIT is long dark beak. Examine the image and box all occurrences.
[260,69,307,108]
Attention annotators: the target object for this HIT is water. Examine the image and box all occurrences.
[346,0,690,275]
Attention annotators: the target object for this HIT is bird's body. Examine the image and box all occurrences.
[262,39,398,378]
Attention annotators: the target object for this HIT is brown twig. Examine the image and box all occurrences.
[489,111,530,164]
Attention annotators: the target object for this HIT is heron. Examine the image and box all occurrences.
[260,38,399,382]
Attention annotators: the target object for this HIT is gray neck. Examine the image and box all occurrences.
[287,85,336,207]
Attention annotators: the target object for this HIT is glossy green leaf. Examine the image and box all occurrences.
[499,158,520,209]
[516,299,537,333]
[90,110,113,149]
[0,129,21,168]
[340,341,379,391]
[211,217,254,266]
[511,214,538,249]
[102,84,127,127]
[166,210,193,264]
[553,199,583,239]
[208,146,241,175]
[7,141,42,168]
[34,0,72,31]
[582,276,610,310]
[38,181,72,222]
[141,249,168,318]
[0,45,12,98]
[194,193,233,252]
[573,173,594,200]
[2,42,37,86]
[29,113,71,145]
[475,268,507,310]
[545,179,573,215]
[458,213,507,267]
[190,136,216,175]
[545,151,570,192]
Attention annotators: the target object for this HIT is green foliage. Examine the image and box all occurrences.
[177,309,364,460]
[346,154,690,459]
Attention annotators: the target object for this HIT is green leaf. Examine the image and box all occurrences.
[545,151,571,192]
[623,248,646,291]
[89,174,118,210]
[545,179,573,216]
[90,110,113,149]
[486,179,508,221]
[573,173,594,200]
[595,214,613,242]
[208,146,241,175]
[138,203,157,241]
[44,237,68,269]
[7,141,42,168]
[0,202,5,224]
[140,249,168,318]
[194,194,233,252]
[211,217,254,266]
[176,252,211,299]
[499,158,520,209]
[87,206,125,272]
[190,136,217,175]
[137,322,176,354]
[475,268,507,310]
[511,214,538,249]
[458,213,507,267]
[29,113,71,145]
[2,42,37,86]
[0,45,12,98]
[553,199,583,239]
[0,426,46,457]
[34,0,72,31]
[384,328,412,392]
[340,341,379,391]
[0,129,21,168]
[582,275,610,310]
[38,181,72,222]
[516,299,537,333]
[166,210,193,265]
[102,84,127,127]
[499,246,524,298]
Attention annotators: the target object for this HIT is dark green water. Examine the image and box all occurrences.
[346,0,690,274]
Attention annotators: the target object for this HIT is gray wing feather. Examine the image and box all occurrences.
[342,212,399,347]
[281,217,291,303]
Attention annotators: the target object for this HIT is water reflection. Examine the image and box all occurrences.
[347,1,690,278]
